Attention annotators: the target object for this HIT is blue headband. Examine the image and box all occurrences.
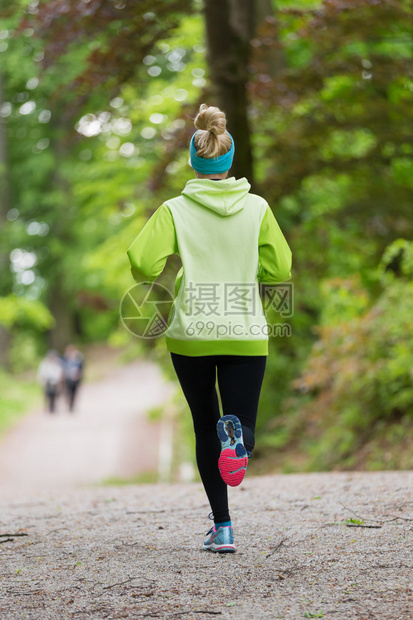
[190,130,235,174]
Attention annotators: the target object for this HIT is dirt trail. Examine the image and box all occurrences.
[0,471,412,619]
[0,360,412,618]
[0,360,174,496]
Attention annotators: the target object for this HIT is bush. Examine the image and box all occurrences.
[271,239,413,470]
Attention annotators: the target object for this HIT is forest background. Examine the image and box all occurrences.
[0,0,412,477]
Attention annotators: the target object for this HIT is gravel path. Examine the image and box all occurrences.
[1,471,412,619]
[0,360,174,495]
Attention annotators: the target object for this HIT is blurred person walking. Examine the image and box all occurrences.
[37,350,64,414]
[62,345,84,412]
[127,104,292,553]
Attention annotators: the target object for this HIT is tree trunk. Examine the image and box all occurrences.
[0,325,11,369]
[252,0,285,77]
[48,275,75,351]
[204,0,254,183]
[47,116,77,351]
[204,0,284,187]
[0,67,12,369]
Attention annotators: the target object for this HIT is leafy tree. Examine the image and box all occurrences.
[250,0,413,239]
[0,6,61,364]
[0,1,202,356]
[247,0,413,457]
[204,0,285,182]
[26,0,287,181]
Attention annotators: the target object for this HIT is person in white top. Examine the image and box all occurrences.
[37,350,64,413]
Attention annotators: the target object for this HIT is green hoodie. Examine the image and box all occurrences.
[127,177,292,356]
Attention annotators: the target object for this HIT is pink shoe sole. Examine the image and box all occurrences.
[218,448,248,487]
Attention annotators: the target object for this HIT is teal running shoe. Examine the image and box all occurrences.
[202,524,236,553]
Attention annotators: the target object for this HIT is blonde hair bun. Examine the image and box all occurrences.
[193,103,232,159]
[194,104,226,136]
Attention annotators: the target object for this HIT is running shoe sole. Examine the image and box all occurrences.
[202,543,236,553]
[217,414,248,487]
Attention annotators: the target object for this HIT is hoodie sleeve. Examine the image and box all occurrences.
[258,206,292,284]
[127,203,178,282]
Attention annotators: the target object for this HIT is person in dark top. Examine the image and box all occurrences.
[62,344,84,412]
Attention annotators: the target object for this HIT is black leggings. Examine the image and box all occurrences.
[66,379,80,412]
[170,353,266,524]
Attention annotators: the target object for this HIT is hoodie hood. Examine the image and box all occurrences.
[181,177,251,216]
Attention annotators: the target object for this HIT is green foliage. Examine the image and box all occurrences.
[380,238,413,278]
[277,240,413,470]
[245,0,413,472]
[345,518,365,525]
[0,370,40,437]
[0,295,53,330]
[318,275,370,326]
[102,471,159,485]
[251,0,413,243]
[9,331,43,373]
[0,5,204,353]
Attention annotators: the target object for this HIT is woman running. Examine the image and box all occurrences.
[127,104,292,553]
